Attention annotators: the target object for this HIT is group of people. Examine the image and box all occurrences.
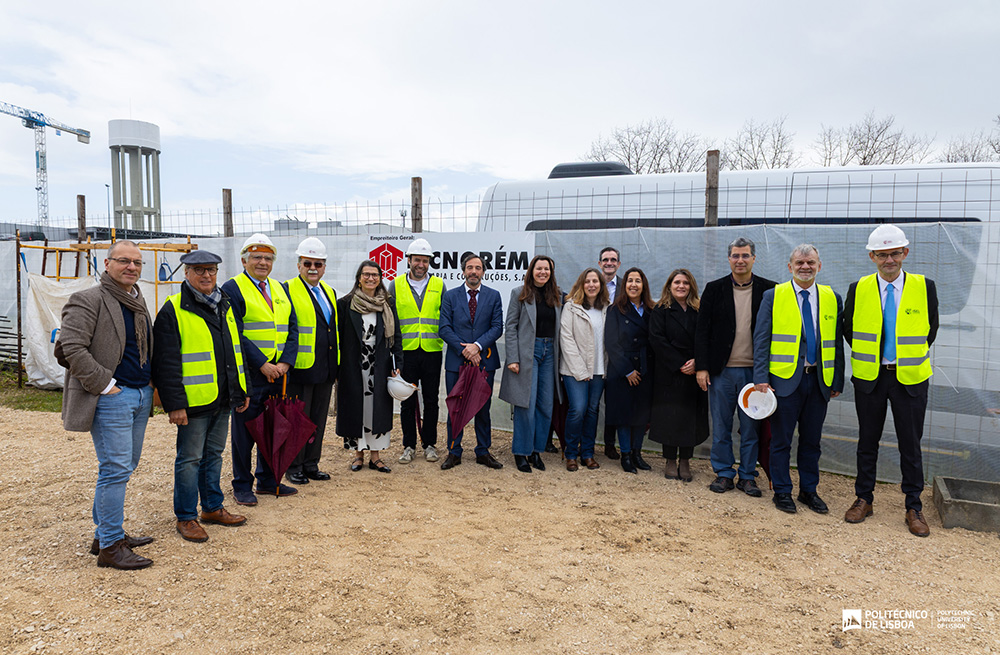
[58,223,937,570]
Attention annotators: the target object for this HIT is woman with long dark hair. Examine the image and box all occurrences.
[604,267,654,473]
[499,255,562,473]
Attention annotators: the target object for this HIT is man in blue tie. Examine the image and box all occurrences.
[753,245,845,514]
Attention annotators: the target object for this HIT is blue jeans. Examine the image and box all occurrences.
[708,366,759,480]
[512,338,555,456]
[563,375,604,461]
[90,385,153,548]
[174,408,229,520]
[617,425,647,454]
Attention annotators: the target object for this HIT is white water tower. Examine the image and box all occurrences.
[109,119,161,231]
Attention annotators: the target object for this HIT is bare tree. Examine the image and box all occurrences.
[586,118,707,173]
[939,129,998,163]
[812,111,933,166]
[991,114,1000,157]
[721,117,799,170]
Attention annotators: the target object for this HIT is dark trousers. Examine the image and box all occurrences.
[663,445,694,461]
[230,377,280,493]
[854,368,928,511]
[286,380,334,475]
[769,371,828,495]
[400,348,442,449]
[445,368,495,458]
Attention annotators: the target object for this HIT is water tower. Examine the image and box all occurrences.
[109,119,161,231]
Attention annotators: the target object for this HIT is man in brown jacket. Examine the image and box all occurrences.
[60,241,155,570]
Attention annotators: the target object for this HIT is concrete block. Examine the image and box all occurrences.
[933,476,1000,532]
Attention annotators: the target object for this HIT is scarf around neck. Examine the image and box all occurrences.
[100,272,150,366]
[349,288,395,346]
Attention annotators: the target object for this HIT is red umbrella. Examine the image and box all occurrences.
[246,376,317,493]
[445,363,492,449]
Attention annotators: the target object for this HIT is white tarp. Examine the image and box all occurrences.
[25,273,97,389]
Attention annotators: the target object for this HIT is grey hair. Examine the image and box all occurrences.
[107,240,139,259]
[727,237,756,257]
[789,243,819,263]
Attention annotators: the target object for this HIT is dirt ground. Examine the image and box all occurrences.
[0,406,997,655]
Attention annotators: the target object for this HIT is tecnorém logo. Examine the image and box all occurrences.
[370,244,405,281]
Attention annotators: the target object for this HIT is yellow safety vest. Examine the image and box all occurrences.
[233,273,292,362]
[167,293,247,407]
[769,281,837,387]
[285,276,340,370]
[394,275,444,352]
[850,273,932,384]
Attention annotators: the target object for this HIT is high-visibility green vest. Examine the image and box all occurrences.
[167,293,247,408]
[233,273,292,362]
[285,275,340,370]
[850,273,932,384]
[769,281,837,387]
[394,274,444,352]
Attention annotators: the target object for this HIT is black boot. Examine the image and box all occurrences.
[529,452,546,471]
[514,455,532,473]
[634,450,652,471]
[621,452,637,474]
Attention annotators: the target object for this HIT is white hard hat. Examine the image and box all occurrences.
[738,383,777,420]
[406,238,434,258]
[295,237,327,259]
[866,224,909,251]
[387,373,417,401]
[241,233,277,256]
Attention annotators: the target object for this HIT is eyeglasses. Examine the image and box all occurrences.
[873,250,905,261]
[190,266,218,276]
[248,254,275,263]
[301,260,325,269]
[109,257,144,267]
[729,253,753,261]
[360,272,381,279]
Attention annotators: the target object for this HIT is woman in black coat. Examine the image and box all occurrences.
[604,267,654,474]
[336,260,403,473]
[649,268,708,482]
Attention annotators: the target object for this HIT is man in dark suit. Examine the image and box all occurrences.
[695,237,776,497]
[283,237,339,486]
[753,245,844,514]
[437,254,505,470]
[843,224,938,537]
[599,246,623,459]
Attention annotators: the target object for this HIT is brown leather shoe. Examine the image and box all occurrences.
[176,520,209,542]
[566,459,579,471]
[582,458,600,469]
[844,498,873,523]
[905,509,930,537]
[90,533,154,556]
[97,539,153,570]
[200,507,247,527]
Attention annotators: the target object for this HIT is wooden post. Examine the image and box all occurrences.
[15,231,22,388]
[705,150,719,227]
[410,177,423,233]
[223,188,234,237]
[76,194,86,276]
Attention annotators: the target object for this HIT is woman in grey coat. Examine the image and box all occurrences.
[499,255,562,473]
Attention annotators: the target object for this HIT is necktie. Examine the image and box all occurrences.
[800,289,816,366]
[259,280,273,310]
[468,288,478,323]
[312,286,331,324]
[884,282,896,362]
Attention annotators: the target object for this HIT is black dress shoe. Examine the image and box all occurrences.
[620,452,637,474]
[305,470,331,481]
[287,471,310,485]
[90,533,154,556]
[773,493,798,513]
[633,451,652,471]
[604,442,620,460]
[476,452,504,469]
[528,452,546,471]
[514,455,532,473]
[797,490,829,514]
[440,454,462,470]
[544,440,559,454]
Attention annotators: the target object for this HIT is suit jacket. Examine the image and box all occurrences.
[282,276,339,385]
[843,272,939,396]
[498,288,562,408]
[695,273,776,375]
[752,285,845,401]
[604,303,653,426]
[59,284,152,432]
[438,284,504,372]
[221,272,298,382]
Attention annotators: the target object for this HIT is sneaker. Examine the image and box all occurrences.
[736,478,763,497]
[708,476,735,493]
[399,447,415,464]
[424,445,439,462]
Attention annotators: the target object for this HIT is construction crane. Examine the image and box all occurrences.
[0,101,90,228]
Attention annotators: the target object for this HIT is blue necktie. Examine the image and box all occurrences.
[800,289,816,365]
[884,283,896,362]
[312,286,332,324]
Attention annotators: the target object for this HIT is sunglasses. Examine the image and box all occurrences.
[301,260,326,269]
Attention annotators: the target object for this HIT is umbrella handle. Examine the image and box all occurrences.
[282,374,287,398]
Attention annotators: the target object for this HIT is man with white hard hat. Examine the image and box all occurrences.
[282,237,340,485]
[221,233,300,506]
[395,238,446,464]
[843,224,938,537]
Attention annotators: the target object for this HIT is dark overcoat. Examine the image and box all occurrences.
[604,303,652,426]
[649,303,708,447]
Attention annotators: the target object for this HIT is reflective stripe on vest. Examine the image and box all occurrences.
[285,276,340,370]
[233,273,292,361]
[851,273,932,384]
[168,293,247,408]
[394,275,444,352]
[769,281,837,387]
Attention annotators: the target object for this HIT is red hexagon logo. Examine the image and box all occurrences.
[370,243,405,280]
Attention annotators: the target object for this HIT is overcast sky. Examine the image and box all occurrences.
[1,1,998,225]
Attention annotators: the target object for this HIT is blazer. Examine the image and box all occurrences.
[752,285,845,401]
[221,272,299,380]
[604,302,653,426]
[499,288,562,408]
[282,276,339,386]
[59,284,153,432]
[695,273,776,375]
[438,284,504,372]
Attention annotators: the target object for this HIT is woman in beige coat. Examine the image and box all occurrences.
[559,268,610,471]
